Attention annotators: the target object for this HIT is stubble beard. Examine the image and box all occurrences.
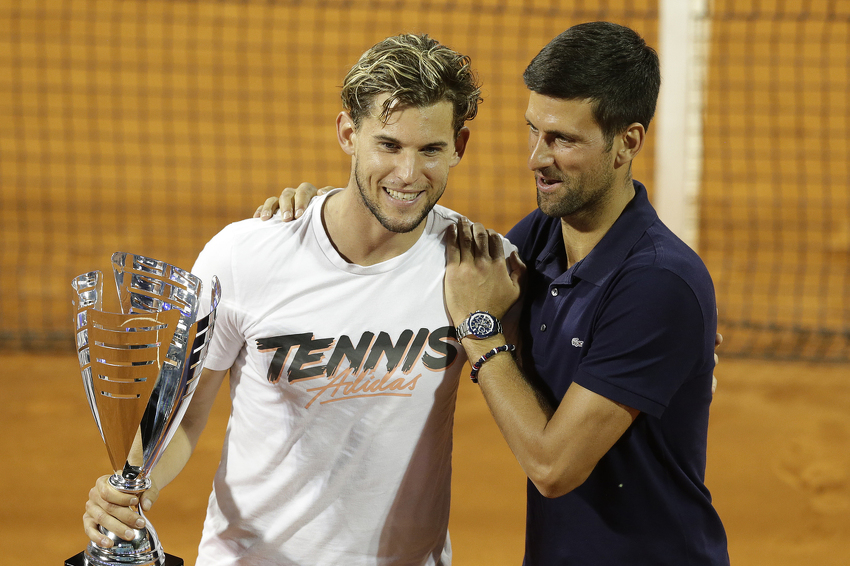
[535,162,616,219]
[354,161,445,234]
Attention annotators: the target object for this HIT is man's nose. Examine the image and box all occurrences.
[396,151,421,184]
[528,136,554,171]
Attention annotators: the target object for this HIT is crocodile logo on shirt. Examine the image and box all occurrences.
[256,326,458,407]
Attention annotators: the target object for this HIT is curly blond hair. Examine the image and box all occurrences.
[341,34,481,135]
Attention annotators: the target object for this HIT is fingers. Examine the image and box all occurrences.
[255,182,325,222]
[506,250,526,286]
[471,222,490,258]
[140,480,160,512]
[446,223,461,266]
[82,475,162,547]
[487,229,505,261]
[278,186,296,221]
[280,182,322,221]
[83,512,115,548]
[447,218,509,272]
[455,218,474,262]
[291,182,320,220]
[712,329,721,396]
[256,196,280,221]
[84,475,146,547]
[454,218,500,261]
[714,332,722,367]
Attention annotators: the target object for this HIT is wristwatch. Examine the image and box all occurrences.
[455,311,502,341]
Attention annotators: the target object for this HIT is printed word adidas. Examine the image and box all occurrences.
[257,327,459,407]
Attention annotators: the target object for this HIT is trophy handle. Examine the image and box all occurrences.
[138,505,165,566]
[72,271,106,443]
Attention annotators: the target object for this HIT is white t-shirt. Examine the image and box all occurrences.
[190,190,513,566]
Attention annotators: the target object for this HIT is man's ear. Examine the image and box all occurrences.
[337,111,356,156]
[614,123,645,167]
[450,127,471,167]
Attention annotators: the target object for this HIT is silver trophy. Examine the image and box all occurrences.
[66,252,220,566]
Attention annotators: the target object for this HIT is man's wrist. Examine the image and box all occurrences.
[458,333,506,357]
[468,343,516,383]
[455,310,503,341]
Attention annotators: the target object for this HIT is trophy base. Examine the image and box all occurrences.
[65,551,184,566]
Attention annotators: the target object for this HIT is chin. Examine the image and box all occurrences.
[378,213,427,234]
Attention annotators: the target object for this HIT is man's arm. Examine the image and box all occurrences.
[444,219,638,498]
[82,367,228,548]
[468,354,637,497]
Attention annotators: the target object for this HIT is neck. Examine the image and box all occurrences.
[321,187,426,266]
[560,177,635,268]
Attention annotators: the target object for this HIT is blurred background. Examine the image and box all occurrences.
[1,0,848,564]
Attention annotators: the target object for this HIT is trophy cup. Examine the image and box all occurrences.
[65,252,221,566]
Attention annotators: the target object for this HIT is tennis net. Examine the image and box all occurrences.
[1,0,847,361]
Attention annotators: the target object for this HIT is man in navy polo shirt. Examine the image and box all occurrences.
[444,22,729,564]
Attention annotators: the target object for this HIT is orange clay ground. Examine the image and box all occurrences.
[2,352,848,565]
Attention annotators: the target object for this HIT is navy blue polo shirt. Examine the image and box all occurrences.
[507,181,729,565]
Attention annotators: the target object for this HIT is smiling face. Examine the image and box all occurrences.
[525,92,619,220]
[339,94,468,234]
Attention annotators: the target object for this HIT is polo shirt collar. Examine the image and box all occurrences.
[535,180,658,287]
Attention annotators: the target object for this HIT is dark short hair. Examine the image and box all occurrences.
[341,34,482,136]
[523,21,660,146]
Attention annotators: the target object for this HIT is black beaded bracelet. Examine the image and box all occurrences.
[469,344,516,383]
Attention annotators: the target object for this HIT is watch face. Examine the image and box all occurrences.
[469,312,496,337]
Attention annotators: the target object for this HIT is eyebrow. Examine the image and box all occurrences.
[525,116,580,141]
[373,134,450,148]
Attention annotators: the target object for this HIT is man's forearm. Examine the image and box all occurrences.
[146,367,228,497]
[147,425,195,493]
[463,336,637,499]
[463,339,564,493]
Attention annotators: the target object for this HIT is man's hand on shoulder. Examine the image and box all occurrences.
[252,183,332,221]
[712,331,722,395]
[444,218,524,327]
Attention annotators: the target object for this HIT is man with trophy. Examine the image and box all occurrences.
[81,33,513,565]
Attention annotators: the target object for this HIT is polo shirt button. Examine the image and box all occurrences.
[540,324,547,332]
[551,288,559,297]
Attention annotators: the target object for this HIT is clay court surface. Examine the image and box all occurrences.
[3,352,848,565]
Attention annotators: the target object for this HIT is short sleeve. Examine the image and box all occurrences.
[573,266,705,418]
[191,226,245,371]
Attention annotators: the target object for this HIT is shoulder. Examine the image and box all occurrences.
[633,222,714,300]
[429,204,466,230]
[193,209,314,278]
[610,223,716,323]
[506,208,560,260]
[205,198,322,251]
[429,205,516,254]
[209,217,273,243]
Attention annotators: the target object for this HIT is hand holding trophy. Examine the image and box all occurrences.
[66,253,220,566]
